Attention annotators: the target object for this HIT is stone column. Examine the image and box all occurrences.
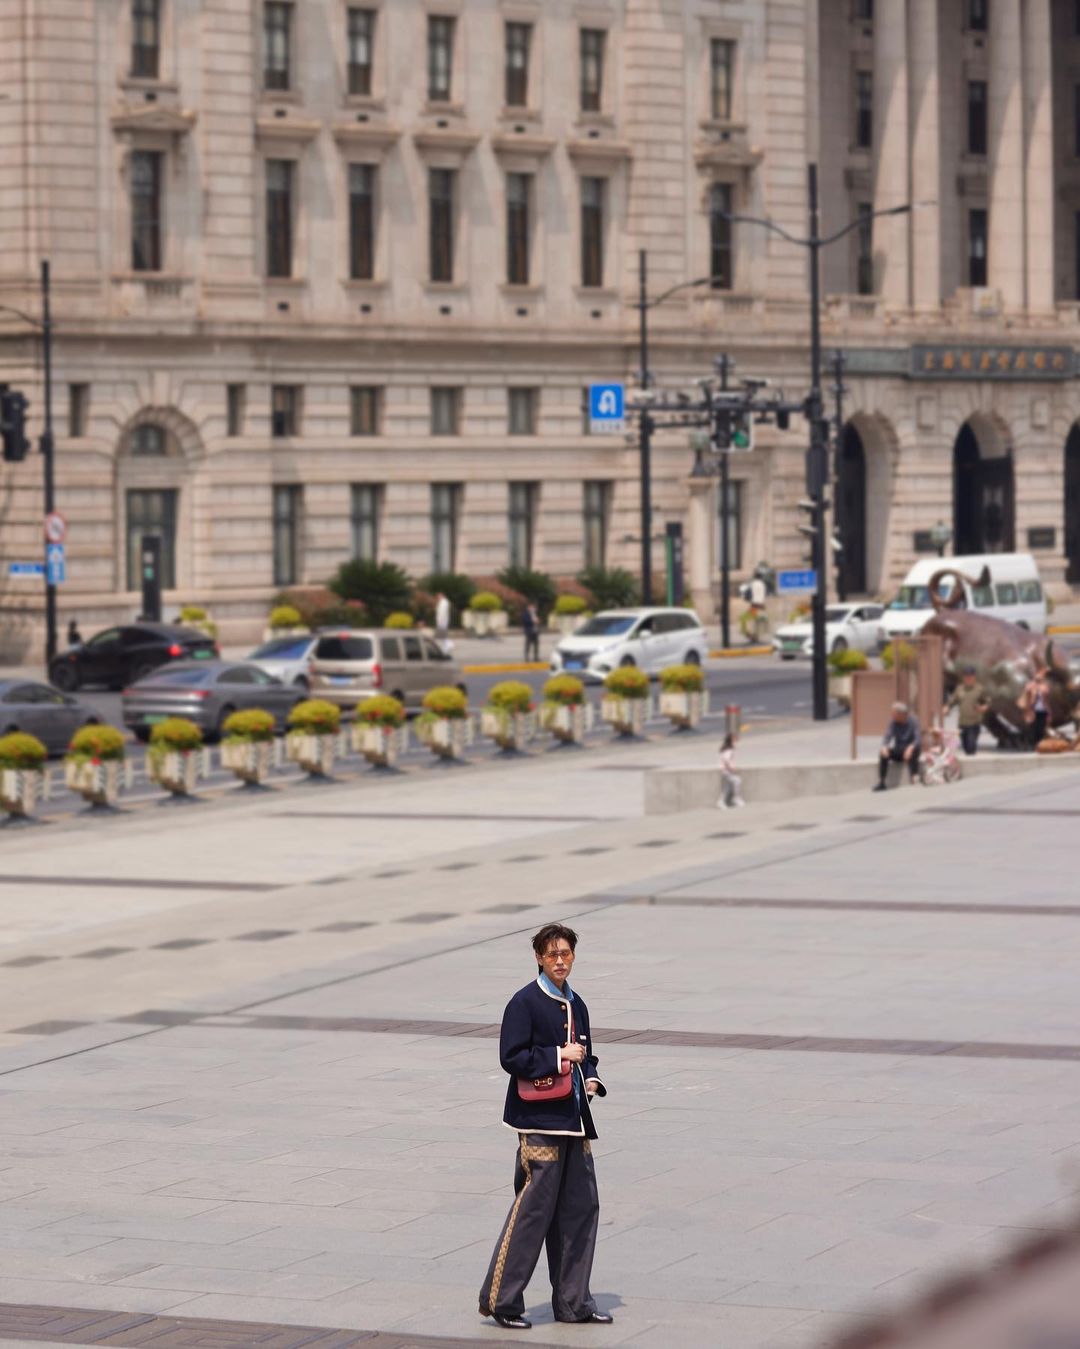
[988,0,1025,309]
[872,0,910,307]
[687,475,716,617]
[908,0,941,310]
[1023,0,1054,314]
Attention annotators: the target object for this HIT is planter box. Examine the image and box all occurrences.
[286,731,336,776]
[0,767,48,817]
[659,689,708,730]
[352,722,407,766]
[64,758,131,806]
[541,702,593,745]
[416,716,473,760]
[463,610,508,636]
[221,740,274,785]
[148,749,199,796]
[480,707,536,751]
[551,613,588,636]
[601,695,649,737]
[262,625,310,643]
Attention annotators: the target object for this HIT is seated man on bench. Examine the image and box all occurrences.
[874,701,921,791]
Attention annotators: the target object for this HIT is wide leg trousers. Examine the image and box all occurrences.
[479,1132,600,1322]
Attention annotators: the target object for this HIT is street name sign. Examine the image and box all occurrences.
[9,562,44,579]
[777,568,817,594]
[588,383,625,434]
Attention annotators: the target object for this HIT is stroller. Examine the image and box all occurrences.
[919,726,962,786]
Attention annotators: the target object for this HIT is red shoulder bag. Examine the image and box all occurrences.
[517,1005,576,1102]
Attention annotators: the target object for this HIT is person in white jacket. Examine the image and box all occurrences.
[434,592,451,650]
[717,733,745,808]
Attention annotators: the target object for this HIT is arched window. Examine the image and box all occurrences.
[130,423,168,456]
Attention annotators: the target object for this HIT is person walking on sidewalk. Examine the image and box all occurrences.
[943,667,989,756]
[874,701,921,791]
[434,591,451,652]
[479,924,611,1332]
[522,602,540,663]
[717,733,744,808]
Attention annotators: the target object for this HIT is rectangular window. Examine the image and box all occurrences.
[856,202,874,295]
[430,483,461,572]
[508,482,538,568]
[429,167,455,282]
[583,481,610,568]
[349,162,376,280]
[968,0,988,32]
[508,388,537,436]
[266,158,293,278]
[709,39,734,121]
[709,182,733,290]
[968,207,988,286]
[968,80,987,156]
[271,384,301,437]
[131,0,161,78]
[126,488,177,590]
[505,22,531,107]
[346,7,375,96]
[430,386,461,435]
[506,172,531,285]
[581,177,605,288]
[718,479,743,573]
[227,384,246,436]
[855,70,873,149]
[130,150,163,272]
[68,384,89,438]
[428,14,454,102]
[580,28,605,112]
[854,0,874,19]
[350,385,381,435]
[1076,0,1080,37]
[272,485,302,587]
[350,484,381,561]
[263,1,292,91]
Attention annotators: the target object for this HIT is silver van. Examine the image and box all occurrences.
[307,629,467,710]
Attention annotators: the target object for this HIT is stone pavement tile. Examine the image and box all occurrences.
[716,1278,900,1313]
[797,1222,994,1283]
[45,1214,284,1245]
[0,1277,200,1316]
[765,1310,865,1347]
[114,1264,368,1299]
[614,1300,817,1348]
[90,1238,328,1273]
[156,1291,406,1328]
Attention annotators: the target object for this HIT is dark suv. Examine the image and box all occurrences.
[49,623,218,692]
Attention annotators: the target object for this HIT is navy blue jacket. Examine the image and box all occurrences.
[500,977,607,1139]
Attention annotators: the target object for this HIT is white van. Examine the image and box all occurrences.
[878,553,1047,646]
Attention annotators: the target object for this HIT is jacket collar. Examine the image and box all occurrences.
[535,973,573,1002]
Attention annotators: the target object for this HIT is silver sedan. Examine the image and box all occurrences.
[122,661,306,743]
[0,679,103,756]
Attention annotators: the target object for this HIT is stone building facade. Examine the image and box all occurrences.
[3,0,1080,654]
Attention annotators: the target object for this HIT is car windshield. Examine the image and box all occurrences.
[575,616,636,637]
[825,607,851,623]
[250,637,311,659]
[889,583,952,610]
[144,668,213,686]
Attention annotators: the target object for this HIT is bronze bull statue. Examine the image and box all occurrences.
[921,567,1075,746]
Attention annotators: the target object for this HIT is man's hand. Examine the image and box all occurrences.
[903,746,914,762]
[879,745,889,759]
[586,1080,598,1097]
[564,1042,586,1064]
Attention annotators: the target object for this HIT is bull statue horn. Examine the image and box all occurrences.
[928,565,990,613]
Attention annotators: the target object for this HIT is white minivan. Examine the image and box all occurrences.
[878,552,1048,645]
[550,607,708,680]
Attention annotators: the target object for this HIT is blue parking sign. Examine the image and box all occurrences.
[588,383,625,434]
[46,542,66,586]
[777,569,817,594]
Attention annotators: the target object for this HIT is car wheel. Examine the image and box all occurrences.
[779,654,796,661]
[831,637,848,655]
[619,656,636,668]
[131,662,156,683]
[134,727,152,744]
[51,663,78,692]
[684,650,701,666]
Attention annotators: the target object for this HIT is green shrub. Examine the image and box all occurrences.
[270,604,304,631]
[881,640,917,671]
[148,717,203,752]
[469,590,504,613]
[66,724,126,763]
[356,694,406,728]
[180,605,206,621]
[329,559,412,625]
[577,565,639,610]
[829,648,870,675]
[469,577,528,622]
[487,680,534,713]
[498,565,557,616]
[419,571,476,621]
[287,699,341,734]
[603,667,650,700]
[543,674,586,707]
[0,731,48,770]
[222,709,276,743]
[660,663,705,693]
[422,685,469,719]
[385,611,414,629]
[554,594,588,616]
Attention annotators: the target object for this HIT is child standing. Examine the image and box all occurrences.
[717,733,744,809]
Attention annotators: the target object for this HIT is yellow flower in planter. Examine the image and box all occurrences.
[385,611,415,629]
[66,724,126,764]
[0,732,47,771]
[603,667,650,700]
[222,708,277,743]
[287,699,342,735]
[356,694,407,728]
[542,674,586,707]
[270,604,304,631]
[659,663,705,693]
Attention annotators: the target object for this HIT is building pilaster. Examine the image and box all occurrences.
[1022,0,1055,314]
[988,0,1025,309]
[872,0,910,307]
[908,0,941,310]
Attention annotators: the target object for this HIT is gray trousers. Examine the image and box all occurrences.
[479,1132,600,1322]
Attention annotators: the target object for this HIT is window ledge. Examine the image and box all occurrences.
[343,278,389,291]
[423,281,469,294]
[259,88,303,105]
[499,105,541,123]
[574,111,615,131]
[574,286,618,301]
[423,100,466,118]
[344,93,387,111]
[118,76,180,95]
[500,283,544,297]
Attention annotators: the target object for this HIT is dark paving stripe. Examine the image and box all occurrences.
[705,831,746,839]
[0,1301,531,1347]
[1,955,57,967]
[274,809,600,822]
[847,814,887,823]
[570,846,611,855]
[396,911,456,924]
[371,869,412,878]
[0,874,278,892]
[233,929,296,942]
[11,1020,91,1036]
[114,1010,202,1027]
[480,902,538,914]
[153,938,211,951]
[637,838,675,848]
[921,806,1080,818]
[436,861,478,871]
[75,947,134,960]
[504,854,542,862]
[622,894,1080,918]
[314,921,375,933]
[589,762,655,771]
[775,823,816,832]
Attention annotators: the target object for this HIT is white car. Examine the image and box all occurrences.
[245,632,320,688]
[551,607,708,680]
[773,603,884,660]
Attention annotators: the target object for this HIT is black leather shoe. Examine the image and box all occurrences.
[556,1311,614,1324]
[492,1313,532,1330]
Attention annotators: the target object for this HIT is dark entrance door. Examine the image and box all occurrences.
[835,424,867,598]
[953,424,1015,555]
[1065,427,1080,583]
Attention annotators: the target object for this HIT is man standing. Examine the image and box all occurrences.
[434,591,451,651]
[522,602,540,663]
[479,924,612,1331]
[874,701,921,791]
[943,667,989,756]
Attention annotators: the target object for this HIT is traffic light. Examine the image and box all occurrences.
[730,406,753,451]
[797,496,831,565]
[0,390,29,463]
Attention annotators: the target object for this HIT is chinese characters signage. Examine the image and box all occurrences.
[911,346,1075,380]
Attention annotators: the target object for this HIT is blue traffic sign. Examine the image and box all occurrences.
[777,568,817,594]
[46,542,66,586]
[8,562,44,579]
[588,383,625,433]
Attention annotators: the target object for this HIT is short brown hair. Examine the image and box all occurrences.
[532,923,578,959]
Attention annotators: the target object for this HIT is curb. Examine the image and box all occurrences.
[709,646,773,659]
[1048,624,1080,635]
[461,661,549,674]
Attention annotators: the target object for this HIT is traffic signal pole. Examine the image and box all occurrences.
[716,354,732,651]
[637,250,653,604]
[41,260,57,665]
[806,166,829,722]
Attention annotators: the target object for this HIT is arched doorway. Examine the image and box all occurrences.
[835,423,867,598]
[1065,426,1080,583]
[952,419,1014,555]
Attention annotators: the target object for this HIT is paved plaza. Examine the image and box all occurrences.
[0,724,1077,1347]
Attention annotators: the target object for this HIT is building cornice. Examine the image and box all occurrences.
[331,120,402,150]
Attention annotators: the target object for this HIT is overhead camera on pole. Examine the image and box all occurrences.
[0,389,30,462]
